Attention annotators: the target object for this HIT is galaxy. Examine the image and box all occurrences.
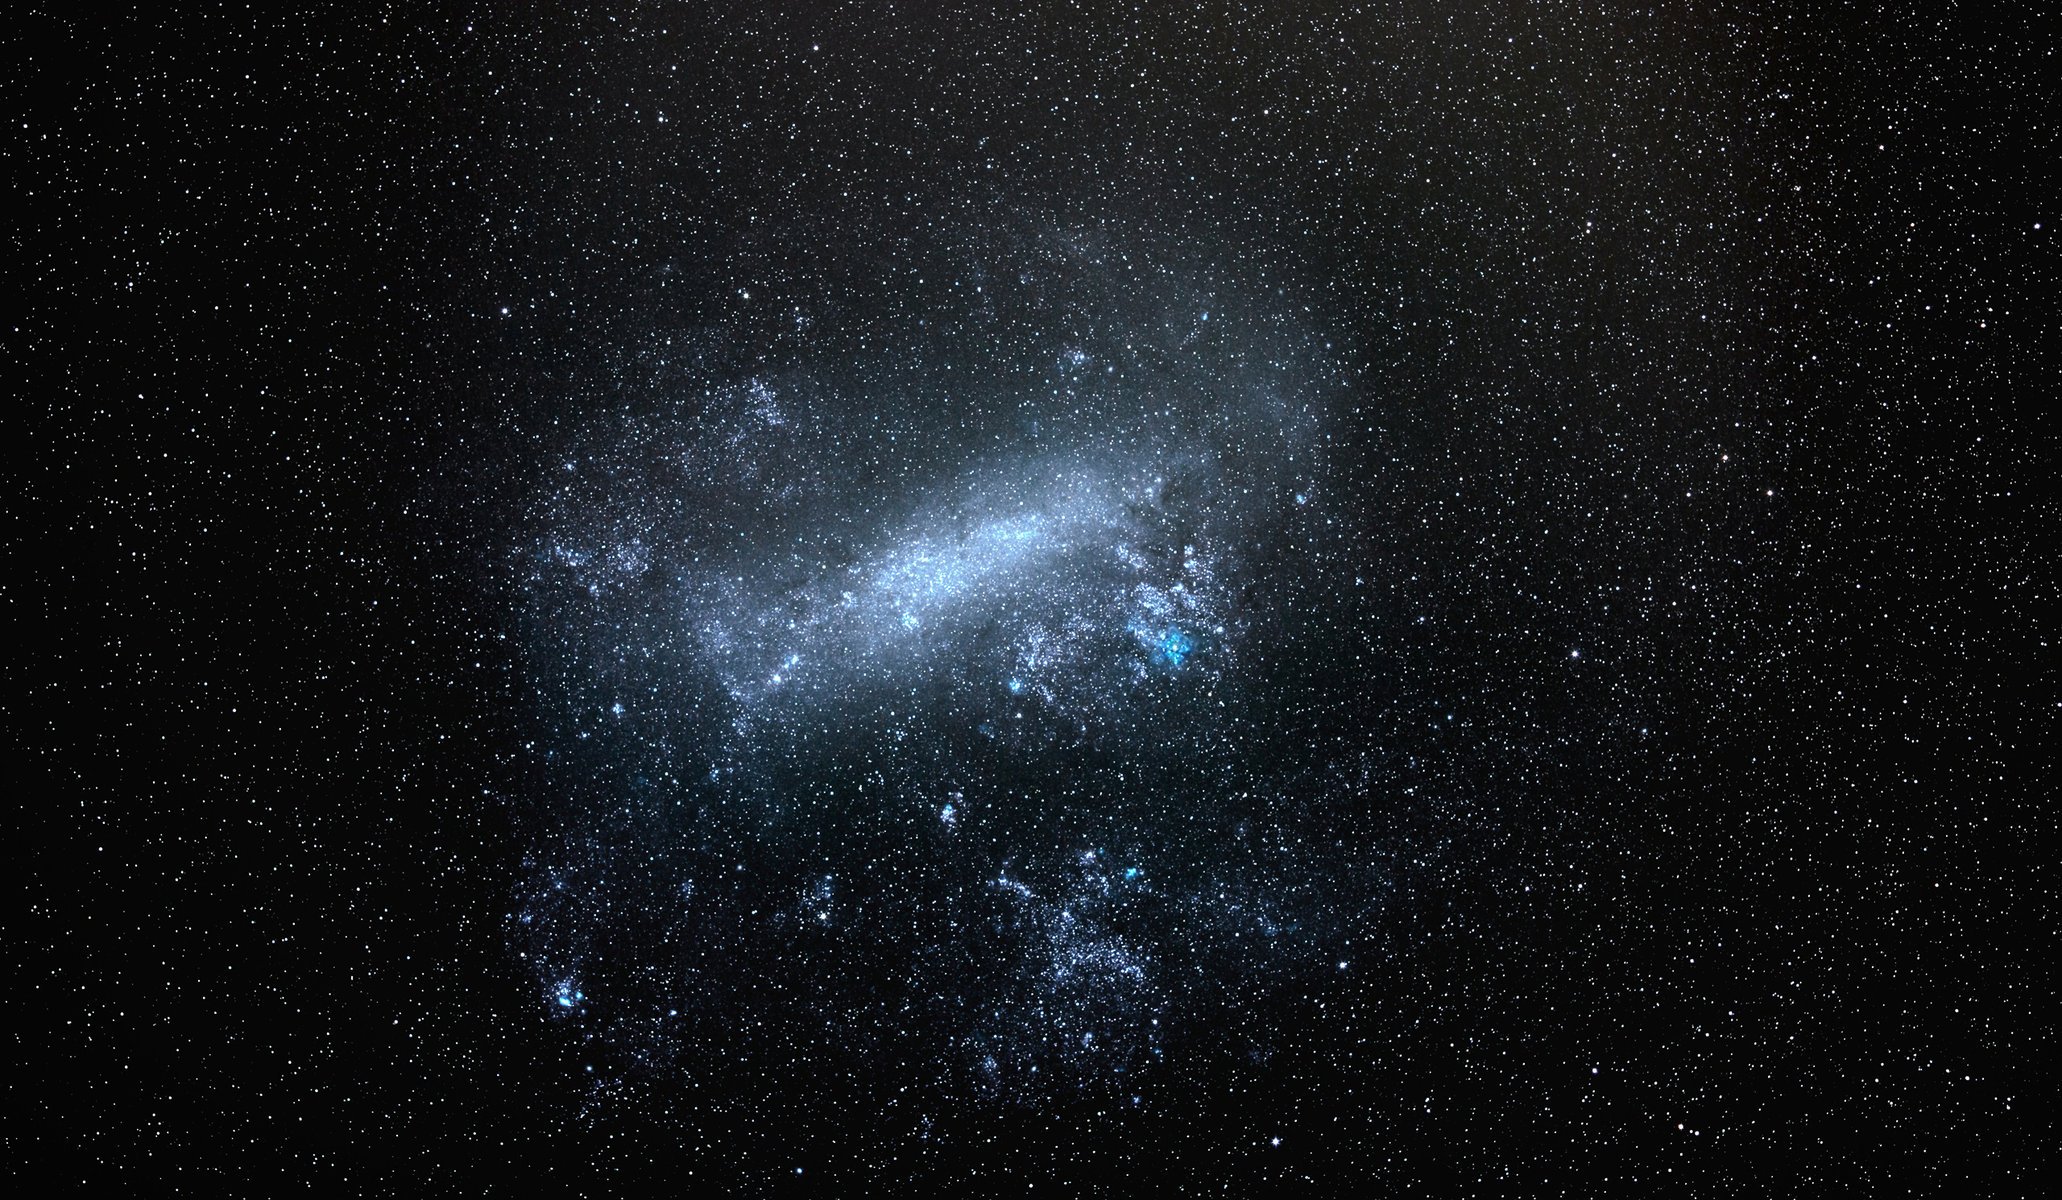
[20,3,2048,1192]
[511,217,1364,1106]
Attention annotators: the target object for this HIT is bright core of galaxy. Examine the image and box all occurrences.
[508,222,1370,1105]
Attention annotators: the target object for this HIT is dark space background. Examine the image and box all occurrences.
[11,2,2052,1193]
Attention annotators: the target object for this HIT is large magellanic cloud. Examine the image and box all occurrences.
[507,214,1377,1105]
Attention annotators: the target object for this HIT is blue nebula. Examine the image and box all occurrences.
[1153,627,1194,667]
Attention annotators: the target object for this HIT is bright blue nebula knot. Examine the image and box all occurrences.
[1154,627,1194,667]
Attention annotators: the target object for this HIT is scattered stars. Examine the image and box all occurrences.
[142,4,2032,1188]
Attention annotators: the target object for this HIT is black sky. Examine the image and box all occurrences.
[13,2,2052,1193]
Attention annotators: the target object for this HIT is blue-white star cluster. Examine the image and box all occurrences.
[509,224,1369,1105]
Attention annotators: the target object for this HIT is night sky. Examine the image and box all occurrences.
[16,3,2052,1192]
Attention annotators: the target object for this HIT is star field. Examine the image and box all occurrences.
[14,2,2050,1193]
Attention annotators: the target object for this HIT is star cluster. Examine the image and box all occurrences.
[508,224,1374,1105]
